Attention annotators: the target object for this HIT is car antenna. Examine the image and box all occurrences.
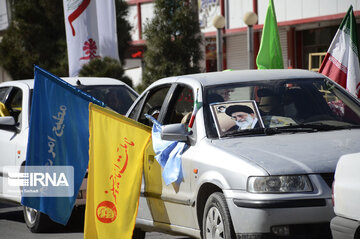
[76,79,82,86]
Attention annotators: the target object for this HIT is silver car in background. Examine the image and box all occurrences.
[127,70,360,239]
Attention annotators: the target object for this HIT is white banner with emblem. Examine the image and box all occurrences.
[63,0,119,77]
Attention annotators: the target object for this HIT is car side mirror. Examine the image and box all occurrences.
[0,116,16,126]
[0,116,17,131]
[161,123,190,142]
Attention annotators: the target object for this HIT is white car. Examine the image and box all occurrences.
[0,77,138,232]
[331,152,360,239]
[127,69,360,239]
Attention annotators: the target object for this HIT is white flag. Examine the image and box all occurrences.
[63,0,120,77]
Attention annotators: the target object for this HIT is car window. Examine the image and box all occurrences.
[78,85,138,115]
[5,87,23,123]
[0,87,10,102]
[136,86,171,126]
[0,87,11,118]
[205,78,360,138]
[313,82,360,125]
[128,95,146,120]
[163,85,194,126]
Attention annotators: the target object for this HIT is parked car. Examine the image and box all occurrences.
[331,152,360,239]
[0,77,138,232]
[126,69,360,239]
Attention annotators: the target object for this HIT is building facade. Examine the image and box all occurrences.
[124,0,360,84]
[1,0,359,84]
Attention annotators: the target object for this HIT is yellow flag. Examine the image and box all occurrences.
[84,103,151,239]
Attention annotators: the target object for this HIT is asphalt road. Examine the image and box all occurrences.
[0,202,192,239]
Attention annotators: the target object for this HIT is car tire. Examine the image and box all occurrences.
[23,206,57,233]
[202,192,236,239]
[132,228,146,239]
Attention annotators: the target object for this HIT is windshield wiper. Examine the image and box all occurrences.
[221,127,310,137]
[285,123,360,131]
[263,126,318,135]
[221,127,266,137]
[222,126,319,137]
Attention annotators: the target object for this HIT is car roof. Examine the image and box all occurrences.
[61,77,128,86]
[154,69,326,88]
[0,77,128,89]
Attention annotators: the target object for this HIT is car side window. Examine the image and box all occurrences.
[128,96,146,120]
[164,85,194,126]
[6,87,23,123]
[0,87,11,118]
[0,87,10,102]
[135,86,171,126]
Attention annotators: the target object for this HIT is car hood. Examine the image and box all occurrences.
[210,130,360,175]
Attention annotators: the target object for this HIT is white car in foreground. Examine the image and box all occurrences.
[0,77,137,232]
[331,152,360,239]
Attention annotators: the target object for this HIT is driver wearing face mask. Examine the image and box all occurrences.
[225,105,260,131]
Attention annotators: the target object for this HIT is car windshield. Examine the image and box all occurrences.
[77,85,138,115]
[204,77,360,138]
[29,85,137,115]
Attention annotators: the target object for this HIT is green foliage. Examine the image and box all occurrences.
[79,57,132,87]
[0,0,68,79]
[141,0,203,89]
[0,0,132,80]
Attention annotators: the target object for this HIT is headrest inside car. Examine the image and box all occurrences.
[257,88,274,97]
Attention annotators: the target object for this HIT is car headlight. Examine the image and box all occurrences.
[247,175,313,193]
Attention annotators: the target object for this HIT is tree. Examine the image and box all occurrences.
[0,0,68,79]
[0,0,132,80]
[140,0,203,90]
[79,57,132,87]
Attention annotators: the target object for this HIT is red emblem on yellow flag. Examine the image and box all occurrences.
[96,201,117,223]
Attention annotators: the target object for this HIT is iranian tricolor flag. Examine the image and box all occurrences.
[319,5,360,98]
[188,88,201,130]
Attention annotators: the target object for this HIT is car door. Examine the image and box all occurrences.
[135,83,197,228]
[0,86,27,199]
[127,85,172,222]
[152,84,198,228]
[0,87,14,171]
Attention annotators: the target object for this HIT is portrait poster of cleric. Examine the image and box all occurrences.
[210,100,264,137]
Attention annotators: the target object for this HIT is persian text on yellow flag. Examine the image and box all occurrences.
[84,103,151,239]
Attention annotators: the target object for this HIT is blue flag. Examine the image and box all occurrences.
[21,66,105,225]
[145,114,187,185]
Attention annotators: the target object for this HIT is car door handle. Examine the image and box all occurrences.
[148,155,155,164]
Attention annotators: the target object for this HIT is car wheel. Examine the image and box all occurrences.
[202,192,236,239]
[132,228,146,239]
[23,206,55,233]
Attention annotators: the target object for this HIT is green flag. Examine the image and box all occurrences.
[256,0,284,69]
